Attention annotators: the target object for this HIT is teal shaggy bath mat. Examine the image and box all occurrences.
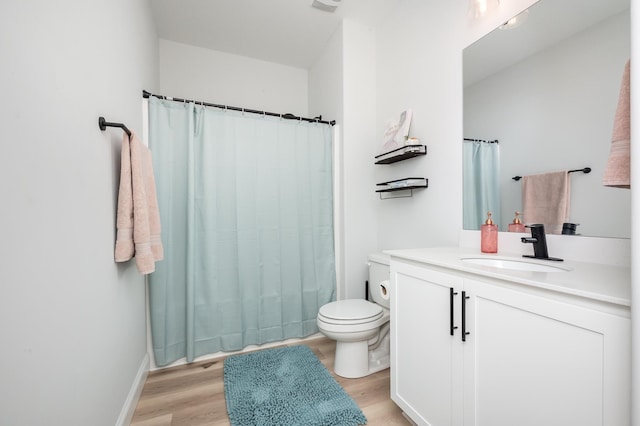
[223,344,367,426]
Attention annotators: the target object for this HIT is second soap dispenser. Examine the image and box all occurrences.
[481,212,498,253]
[508,211,526,232]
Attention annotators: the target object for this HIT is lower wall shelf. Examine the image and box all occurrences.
[376,177,428,199]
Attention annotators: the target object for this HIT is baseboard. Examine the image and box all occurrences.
[401,412,418,425]
[116,353,150,426]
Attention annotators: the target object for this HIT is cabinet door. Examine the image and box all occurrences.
[391,262,464,426]
[462,279,630,426]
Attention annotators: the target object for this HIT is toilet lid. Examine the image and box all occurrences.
[318,299,383,324]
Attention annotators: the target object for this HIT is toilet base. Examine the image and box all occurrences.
[333,332,391,379]
[334,340,370,378]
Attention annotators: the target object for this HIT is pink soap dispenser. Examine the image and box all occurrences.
[481,212,498,253]
[508,211,526,233]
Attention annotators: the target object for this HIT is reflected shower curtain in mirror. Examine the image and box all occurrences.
[463,140,500,230]
[147,97,336,367]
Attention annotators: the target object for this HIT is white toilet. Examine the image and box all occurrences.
[317,253,391,378]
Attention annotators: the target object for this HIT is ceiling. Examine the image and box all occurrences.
[463,0,630,87]
[150,0,630,76]
[149,0,401,69]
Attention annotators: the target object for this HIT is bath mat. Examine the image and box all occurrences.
[223,344,367,426]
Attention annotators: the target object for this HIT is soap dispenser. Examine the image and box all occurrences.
[508,211,526,233]
[481,212,498,253]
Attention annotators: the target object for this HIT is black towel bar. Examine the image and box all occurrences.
[512,167,591,181]
[98,116,131,137]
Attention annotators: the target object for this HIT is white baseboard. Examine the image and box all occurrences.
[116,353,150,426]
[401,412,418,425]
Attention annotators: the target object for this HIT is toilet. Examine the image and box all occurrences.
[317,253,391,378]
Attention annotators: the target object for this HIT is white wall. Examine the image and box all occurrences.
[465,10,631,237]
[159,39,309,116]
[0,1,158,425]
[375,0,467,251]
[309,20,378,300]
[341,20,379,299]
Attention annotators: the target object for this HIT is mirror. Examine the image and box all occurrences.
[463,0,630,238]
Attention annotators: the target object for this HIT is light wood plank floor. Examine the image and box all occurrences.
[130,337,411,426]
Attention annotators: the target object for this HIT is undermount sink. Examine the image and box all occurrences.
[461,257,570,272]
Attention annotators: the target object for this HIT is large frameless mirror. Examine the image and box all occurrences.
[463,0,630,238]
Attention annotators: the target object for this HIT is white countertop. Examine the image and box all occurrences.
[385,247,631,307]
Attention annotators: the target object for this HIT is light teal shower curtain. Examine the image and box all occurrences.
[147,97,336,367]
[463,141,501,230]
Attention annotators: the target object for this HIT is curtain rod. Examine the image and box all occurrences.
[142,90,336,126]
[463,138,499,143]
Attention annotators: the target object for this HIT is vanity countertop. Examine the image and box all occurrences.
[385,247,631,307]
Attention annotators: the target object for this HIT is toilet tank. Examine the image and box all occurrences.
[367,253,390,309]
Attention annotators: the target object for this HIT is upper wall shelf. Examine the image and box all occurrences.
[374,144,427,164]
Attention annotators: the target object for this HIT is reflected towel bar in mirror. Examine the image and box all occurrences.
[512,167,591,181]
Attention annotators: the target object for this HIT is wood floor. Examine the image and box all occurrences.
[130,336,411,426]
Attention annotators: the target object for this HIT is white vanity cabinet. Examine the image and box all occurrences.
[390,257,630,426]
[391,262,464,425]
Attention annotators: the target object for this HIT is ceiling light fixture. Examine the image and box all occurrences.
[468,0,499,19]
[499,9,530,30]
[312,0,342,13]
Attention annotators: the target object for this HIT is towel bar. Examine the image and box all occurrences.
[98,116,131,137]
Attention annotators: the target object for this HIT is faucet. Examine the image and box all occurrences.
[520,224,563,261]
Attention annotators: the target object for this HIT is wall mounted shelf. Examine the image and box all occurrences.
[375,145,427,164]
[376,177,428,199]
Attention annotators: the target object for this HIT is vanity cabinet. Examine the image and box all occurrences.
[392,263,464,425]
[391,259,630,426]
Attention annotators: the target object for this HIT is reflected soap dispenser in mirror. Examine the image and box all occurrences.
[481,212,498,253]
[508,211,526,232]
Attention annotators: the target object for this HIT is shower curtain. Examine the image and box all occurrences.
[463,140,501,230]
[147,97,336,367]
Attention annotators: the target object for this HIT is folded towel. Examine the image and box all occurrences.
[522,171,570,235]
[115,134,134,261]
[115,132,163,274]
[603,59,630,188]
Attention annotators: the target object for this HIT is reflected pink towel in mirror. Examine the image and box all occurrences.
[522,171,570,235]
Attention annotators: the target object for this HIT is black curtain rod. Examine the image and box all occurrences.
[142,90,336,126]
[463,138,499,143]
[512,167,591,181]
[98,116,131,137]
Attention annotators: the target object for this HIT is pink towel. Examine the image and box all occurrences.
[114,132,163,274]
[522,171,570,235]
[603,60,630,188]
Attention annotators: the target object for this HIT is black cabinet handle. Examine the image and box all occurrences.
[461,291,470,342]
[450,288,458,336]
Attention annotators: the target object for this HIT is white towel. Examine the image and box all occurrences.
[522,171,570,235]
[114,132,163,274]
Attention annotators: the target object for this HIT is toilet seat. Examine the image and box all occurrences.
[318,299,383,325]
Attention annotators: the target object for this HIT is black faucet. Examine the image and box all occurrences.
[520,224,563,261]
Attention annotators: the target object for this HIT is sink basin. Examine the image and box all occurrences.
[461,257,569,272]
